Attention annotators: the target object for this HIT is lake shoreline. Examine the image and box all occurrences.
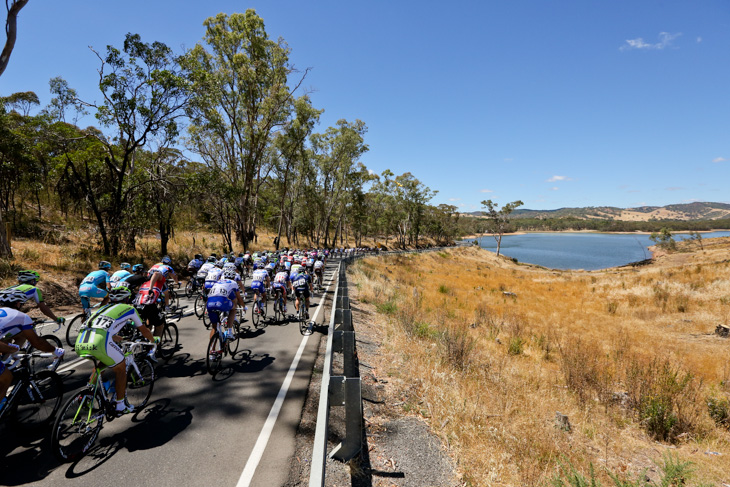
[461,228,730,239]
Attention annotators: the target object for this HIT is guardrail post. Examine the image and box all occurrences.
[328,376,362,462]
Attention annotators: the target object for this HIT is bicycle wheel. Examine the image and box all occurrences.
[251,302,260,328]
[206,333,224,375]
[14,370,64,429]
[194,293,206,318]
[51,390,104,463]
[202,309,211,329]
[126,357,155,409]
[65,313,86,348]
[30,334,63,374]
[157,323,179,360]
[168,289,178,309]
[298,307,310,335]
[185,280,194,298]
[227,320,241,355]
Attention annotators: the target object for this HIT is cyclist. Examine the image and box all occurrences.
[203,262,224,297]
[290,266,313,319]
[271,268,292,314]
[131,276,167,344]
[147,256,179,311]
[79,261,112,315]
[313,257,325,289]
[250,265,270,315]
[0,290,65,406]
[2,270,66,326]
[75,286,156,416]
[120,264,146,292]
[187,254,204,276]
[110,263,132,285]
[206,268,246,344]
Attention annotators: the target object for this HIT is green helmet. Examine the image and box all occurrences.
[17,270,40,284]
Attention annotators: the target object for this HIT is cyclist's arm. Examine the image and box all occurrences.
[234,290,245,308]
[20,329,56,353]
[0,340,20,353]
[38,301,59,321]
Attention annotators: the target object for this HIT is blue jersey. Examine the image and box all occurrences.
[290,272,310,290]
[110,270,132,284]
[80,270,110,290]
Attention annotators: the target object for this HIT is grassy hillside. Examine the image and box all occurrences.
[349,239,730,486]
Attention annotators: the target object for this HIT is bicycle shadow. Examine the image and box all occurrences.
[0,426,61,485]
[63,399,194,478]
[154,352,207,378]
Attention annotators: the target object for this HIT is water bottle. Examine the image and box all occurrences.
[102,380,115,397]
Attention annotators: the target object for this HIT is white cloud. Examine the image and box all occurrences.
[713,157,726,163]
[550,187,559,191]
[620,32,682,51]
[448,198,460,202]
[666,187,684,191]
[546,175,572,182]
[367,169,375,175]
[697,37,702,43]
[480,189,493,193]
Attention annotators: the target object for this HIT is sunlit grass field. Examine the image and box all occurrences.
[350,239,730,486]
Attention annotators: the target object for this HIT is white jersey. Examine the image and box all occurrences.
[205,267,224,282]
[314,260,324,270]
[252,269,269,284]
[208,279,240,301]
[197,262,216,279]
[274,271,290,284]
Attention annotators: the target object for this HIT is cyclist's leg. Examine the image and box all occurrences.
[0,366,13,401]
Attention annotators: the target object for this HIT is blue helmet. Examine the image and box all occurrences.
[120,262,131,270]
[132,264,144,272]
[161,256,172,265]
[98,261,112,270]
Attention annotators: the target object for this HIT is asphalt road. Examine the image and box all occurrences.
[1,259,339,487]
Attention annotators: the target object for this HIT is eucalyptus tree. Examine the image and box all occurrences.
[309,119,369,246]
[480,199,524,256]
[183,10,306,250]
[50,33,189,255]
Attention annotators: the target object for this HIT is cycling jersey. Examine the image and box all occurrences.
[75,303,144,367]
[3,284,43,304]
[79,270,110,291]
[206,279,240,325]
[314,261,324,271]
[148,263,174,278]
[133,280,162,306]
[205,267,224,283]
[187,258,203,270]
[0,307,34,340]
[197,262,215,279]
[110,270,132,284]
[290,272,310,291]
[223,262,238,272]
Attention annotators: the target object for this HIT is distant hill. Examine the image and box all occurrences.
[467,202,730,221]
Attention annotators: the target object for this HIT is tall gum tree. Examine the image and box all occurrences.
[183,10,307,251]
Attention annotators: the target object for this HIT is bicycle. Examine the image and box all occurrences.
[0,351,64,430]
[66,302,101,348]
[50,341,155,462]
[205,314,241,376]
[251,293,267,329]
[297,300,312,336]
[313,272,324,294]
[272,288,287,322]
[184,277,204,299]
[193,290,207,319]
[166,279,179,309]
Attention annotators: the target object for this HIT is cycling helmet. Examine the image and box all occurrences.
[210,253,217,258]
[17,270,40,284]
[194,254,203,260]
[215,260,224,268]
[109,286,132,303]
[0,289,28,306]
[207,256,217,263]
[238,253,244,257]
[132,264,144,272]
[161,255,172,265]
[99,261,112,270]
[223,268,237,280]
[120,262,131,270]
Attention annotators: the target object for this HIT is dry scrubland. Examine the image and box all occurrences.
[349,239,730,486]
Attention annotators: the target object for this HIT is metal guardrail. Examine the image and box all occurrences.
[309,247,452,486]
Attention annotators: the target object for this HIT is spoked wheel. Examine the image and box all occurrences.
[228,320,242,355]
[194,294,206,318]
[185,280,194,298]
[298,307,312,336]
[251,302,261,328]
[14,371,64,429]
[126,357,155,409]
[206,333,224,376]
[157,323,179,361]
[30,334,63,374]
[66,313,86,348]
[168,290,178,309]
[51,390,104,463]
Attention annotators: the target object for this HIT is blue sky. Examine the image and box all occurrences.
[2,0,729,212]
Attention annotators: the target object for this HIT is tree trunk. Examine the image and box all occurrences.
[0,211,12,258]
[0,0,30,77]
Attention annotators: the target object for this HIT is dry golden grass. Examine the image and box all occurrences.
[349,240,730,486]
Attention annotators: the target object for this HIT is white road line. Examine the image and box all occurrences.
[56,356,87,373]
[236,267,336,487]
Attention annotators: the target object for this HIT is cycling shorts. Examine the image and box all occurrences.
[206,296,233,325]
[0,362,4,375]
[272,282,286,292]
[138,304,164,330]
[79,285,108,299]
[250,281,265,294]
[75,327,124,367]
[294,288,310,299]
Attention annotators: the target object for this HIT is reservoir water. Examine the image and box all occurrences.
[476,231,730,271]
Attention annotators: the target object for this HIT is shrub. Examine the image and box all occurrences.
[706,396,730,429]
[439,327,475,371]
[438,284,450,294]
[508,336,524,355]
[376,300,398,315]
